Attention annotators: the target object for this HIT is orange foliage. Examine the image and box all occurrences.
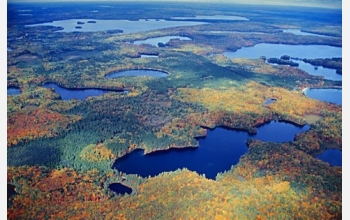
[7,108,81,146]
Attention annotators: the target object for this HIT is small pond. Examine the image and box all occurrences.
[112,120,310,180]
[43,82,126,100]
[140,54,159,58]
[304,88,342,106]
[264,98,277,105]
[108,183,132,195]
[106,69,168,78]
[7,87,21,95]
[316,149,342,166]
[133,36,192,47]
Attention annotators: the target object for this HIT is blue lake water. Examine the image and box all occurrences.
[25,19,207,34]
[134,36,192,47]
[264,98,276,105]
[112,121,310,180]
[294,60,342,81]
[106,69,168,78]
[304,88,342,106]
[316,149,342,166]
[223,43,342,81]
[140,54,159,58]
[43,82,126,100]
[282,29,331,37]
[172,15,249,21]
[108,183,132,195]
[7,87,21,95]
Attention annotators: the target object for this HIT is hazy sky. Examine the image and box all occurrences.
[6,0,342,9]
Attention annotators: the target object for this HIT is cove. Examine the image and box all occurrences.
[133,36,192,47]
[43,82,127,100]
[223,43,342,81]
[316,149,342,166]
[108,183,132,195]
[304,88,342,106]
[106,69,168,78]
[7,87,21,95]
[112,120,310,180]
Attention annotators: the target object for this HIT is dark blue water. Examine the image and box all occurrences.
[43,82,126,100]
[304,88,342,106]
[106,69,168,78]
[316,149,342,166]
[112,121,310,180]
[7,87,21,95]
[7,184,17,200]
[108,183,132,195]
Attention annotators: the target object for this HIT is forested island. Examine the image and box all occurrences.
[7,2,342,219]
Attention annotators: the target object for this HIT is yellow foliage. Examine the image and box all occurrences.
[80,144,115,162]
[174,81,331,121]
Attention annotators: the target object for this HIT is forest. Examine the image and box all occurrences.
[7,2,342,219]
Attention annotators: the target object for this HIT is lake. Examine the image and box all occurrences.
[106,69,169,78]
[7,184,17,200]
[282,29,331,37]
[223,43,342,81]
[172,15,249,21]
[316,149,342,166]
[140,54,159,58]
[7,87,21,95]
[304,88,342,106]
[25,19,207,34]
[112,120,310,180]
[43,82,126,100]
[134,36,192,47]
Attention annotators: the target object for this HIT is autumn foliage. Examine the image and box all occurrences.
[7,108,81,146]
[80,143,115,162]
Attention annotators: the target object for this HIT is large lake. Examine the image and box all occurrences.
[223,43,342,81]
[25,19,207,34]
[112,120,310,180]
[171,15,249,21]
